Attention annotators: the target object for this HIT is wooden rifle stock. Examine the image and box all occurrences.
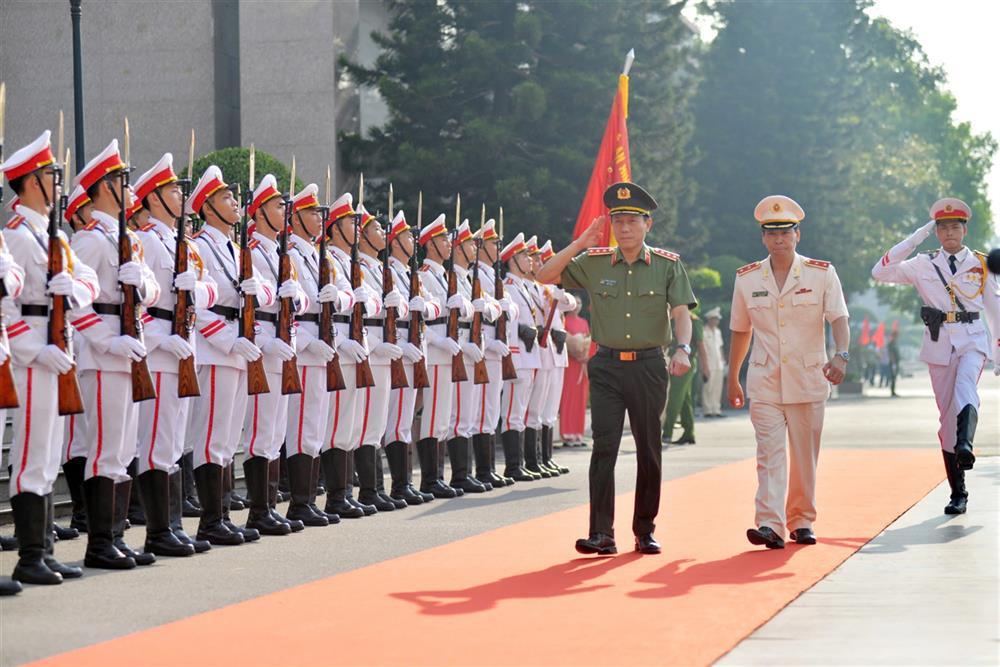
[407,258,430,390]
[494,258,517,381]
[277,210,302,395]
[173,179,200,397]
[240,196,270,396]
[383,226,408,390]
[318,213,345,391]
[469,245,489,385]
[118,169,157,402]
[445,233,467,383]
[350,212,375,388]
[47,175,84,415]
[538,294,558,348]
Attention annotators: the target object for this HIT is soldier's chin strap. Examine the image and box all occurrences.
[334,216,352,249]
[152,188,178,222]
[205,197,236,228]
[260,207,281,234]
[511,253,529,276]
[32,170,54,212]
[458,243,473,267]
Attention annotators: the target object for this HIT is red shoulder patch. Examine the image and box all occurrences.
[736,261,761,276]
[248,239,261,250]
[82,220,100,231]
[652,248,679,262]
[139,222,156,232]
[419,265,431,272]
[587,247,613,256]
[804,258,831,270]
[6,215,24,230]
[192,229,206,239]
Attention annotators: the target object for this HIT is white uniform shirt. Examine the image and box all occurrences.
[704,325,725,372]
[287,234,353,367]
[249,232,309,374]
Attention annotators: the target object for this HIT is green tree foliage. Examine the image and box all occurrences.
[688,0,995,299]
[339,0,698,246]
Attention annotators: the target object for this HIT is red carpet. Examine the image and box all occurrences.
[34,449,941,666]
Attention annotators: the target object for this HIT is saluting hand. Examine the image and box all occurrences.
[576,216,606,250]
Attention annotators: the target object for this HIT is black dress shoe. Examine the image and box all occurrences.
[0,578,21,596]
[671,436,696,445]
[45,556,83,579]
[634,534,661,554]
[945,496,968,515]
[746,526,785,549]
[790,528,816,545]
[54,524,80,541]
[575,533,617,555]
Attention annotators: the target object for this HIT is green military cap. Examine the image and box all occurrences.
[603,181,658,217]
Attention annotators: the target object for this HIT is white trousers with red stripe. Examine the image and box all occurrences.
[418,363,454,441]
[385,363,418,445]
[188,365,247,468]
[286,365,329,458]
[241,370,288,461]
[477,357,503,435]
[323,360,364,453]
[450,366,479,440]
[137,371,192,474]
[358,363,391,447]
[500,370,533,433]
[526,366,551,430]
[63,412,88,462]
[79,370,139,482]
[542,364,564,428]
[8,366,65,495]
[928,348,986,453]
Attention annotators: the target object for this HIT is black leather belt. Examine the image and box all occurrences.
[20,304,49,317]
[395,320,410,329]
[209,305,238,321]
[332,315,350,324]
[947,311,979,324]
[458,322,471,330]
[147,307,173,321]
[595,345,662,362]
[93,303,122,316]
[330,315,382,327]
[295,313,320,324]
[256,311,277,324]
[425,317,446,326]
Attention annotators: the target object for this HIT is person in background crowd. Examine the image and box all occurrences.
[560,300,592,447]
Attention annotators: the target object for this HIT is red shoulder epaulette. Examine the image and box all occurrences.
[6,215,24,230]
[652,248,679,262]
[804,258,830,270]
[191,229,205,239]
[587,247,613,256]
[505,277,515,285]
[248,239,261,250]
[736,261,761,276]
[139,222,156,232]
[419,265,431,272]
[82,220,100,231]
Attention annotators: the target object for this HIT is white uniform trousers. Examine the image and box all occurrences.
[450,357,480,440]
[80,370,139,482]
[8,366,64,495]
[749,399,825,537]
[323,360,364,453]
[63,412,88,462]
[475,357,503,435]
[242,371,288,461]
[418,363,454,441]
[702,368,724,416]
[385,363,417,445]
[359,363,392,447]
[501,370,533,433]
[526,367,552,430]
[137,371,192,474]
[542,364,564,428]
[928,348,986,453]
[188,365,247,468]
[286,365,330,458]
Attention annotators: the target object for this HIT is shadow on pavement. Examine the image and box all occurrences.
[409,486,575,519]
[860,514,983,555]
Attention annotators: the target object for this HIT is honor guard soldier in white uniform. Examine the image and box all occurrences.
[521,236,553,479]
[321,193,381,519]
[355,204,410,511]
[416,214,473,498]
[71,140,162,569]
[383,210,441,505]
[243,174,310,535]
[132,153,217,556]
[872,198,1000,514]
[448,219,499,493]
[728,195,850,549]
[187,165,274,545]
[471,219,518,489]
[3,130,95,585]
[499,232,543,482]
[284,183,353,526]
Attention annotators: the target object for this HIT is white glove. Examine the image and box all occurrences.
[430,335,461,356]
[371,342,403,361]
[107,335,147,362]
[34,344,74,374]
[487,339,510,357]
[318,283,340,303]
[231,337,263,362]
[306,338,337,362]
[461,341,484,362]
[240,276,262,296]
[384,290,406,311]
[0,254,10,279]
[173,270,198,292]
[498,297,513,313]
[994,354,1000,376]
[278,279,301,300]
[47,271,76,297]
[352,285,371,305]
[911,220,936,244]
[401,342,423,363]
[472,298,486,313]
[118,261,145,288]
[159,334,195,360]
[408,295,425,313]
[446,294,465,310]
[338,339,367,364]
[0,346,7,366]
[261,337,296,361]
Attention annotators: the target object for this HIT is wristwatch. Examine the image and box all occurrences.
[676,343,692,356]
[835,351,850,362]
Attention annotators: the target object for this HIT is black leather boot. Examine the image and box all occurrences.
[322,449,365,518]
[955,405,977,470]
[180,452,202,516]
[472,433,498,488]
[346,450,378,514]
[137,470,194,557]
[502,430,533,482]
[113,480,155,565]
[227,462,247,510]
[943,451,968,514]
[315,456,326,496]
[308,455,339,523]
[169,470,210,552]
[387,441,423,505]
[286,454,328,526]
[243,457,292,536]
[194,464,244,546]
[523,428,551,478]
[449,437,489,493]
[408,441,433,502]
[44,493,83,577]
[267,458,304,532]
[126,459,146,526]
[10,493,62,585]
[277,445,291,502]
[0,578,21,596]
[543,425,569,475]
[490,433,513,486]
[63,456,89,532]
[355,446,396,511]
[418,438,458,498]
[222,463,259,541]
[83,477,137,569]
[376,448,407,508]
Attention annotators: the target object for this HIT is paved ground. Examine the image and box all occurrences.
[1,373,996,666]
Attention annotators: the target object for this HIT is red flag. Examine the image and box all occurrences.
[859,316,870,345]
[572,52,633,247]
[872,322,886,350]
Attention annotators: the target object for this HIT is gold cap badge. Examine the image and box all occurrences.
[617,187,631,200]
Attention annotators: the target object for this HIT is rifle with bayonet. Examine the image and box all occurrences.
[446,194,467,383]
[119,119,157,402]
[495,207,517,380]
[173,129,200,397]
[319,166,345,391]
[469,205,489,385]
[384,184,408,389]
[241,146,270,395]
[407,192,430,389]
[277,158,302,395]
[0,81,19,408]
[350,174,375,388]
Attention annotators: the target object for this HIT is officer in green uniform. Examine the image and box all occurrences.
[537,182,696,555]
[663,312,704,445]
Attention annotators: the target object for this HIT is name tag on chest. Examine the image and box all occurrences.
[752,290,768,298]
